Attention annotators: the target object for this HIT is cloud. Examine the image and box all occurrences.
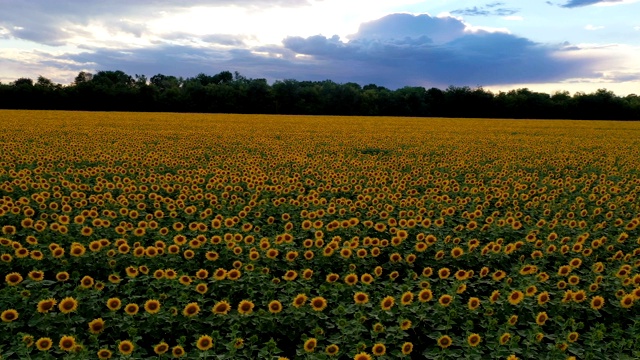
[278,14,599,87]
[348,13,466,44]
[451,3,519,17]
[561,0,624,7]
[200,34,254,46]
[585,24,605,30]
[2,13,611,89]
[0,0,312,46]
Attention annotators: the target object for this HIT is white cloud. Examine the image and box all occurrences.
[634,26,640,30]
[584,24,605,30]
[464,25,511,34]
[593,0,640,6]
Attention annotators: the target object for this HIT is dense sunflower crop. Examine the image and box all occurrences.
[0,110,639,359]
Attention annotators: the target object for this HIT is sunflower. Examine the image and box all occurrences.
[70,245,85,257]
[196,335,214,351]
[344,273,358,286]
[97,349,112,359]
[467,333,481,347]
[145,299,161,314]
[183,302,200,317]
[116,340,134,355]
[107,298,122,311]
[125,303,139,316]
[212,300,231,315]
[454,270,468,281]
[23,334,34,347]
[438,267,451,279]
[293,294,308,308]
[58,297,78,314]
[268,300,283,314]
[179,275,192,285]
[590,296,605,310]
[88,318,105,334]
[620,294,634,309]
[326,273,340,283]
[572,290,586,303]
[312,295,327,311]
[371,343,386,356]
[301,269,314,280]
[400,291,414,305]
[400,319,412,330]
[5,272,23,286]
[418,289,433,302]
[194,269,208,280]
[401,342,413,355]
[380,296,395,311]
[439,294,453,307]
[437,335,452,349]
[1,309,18,322]
[157,268,174,280]
[492,270,506,281]
[171,345,186,357]
[237,300,255,315]
[535,312,548,326]
[28,270,44,281]
[468,297,480,310]
[508,290,524,305]
[567,332,579,343]
[37,298,57,313]
[227,269,241,281]
[499,333,511,345]
[213,268,227,280]
[354,292,369,305]
[325,344,339,356]
[304,338,317,352]
[35,337,53,351]
[59,335,76,352]
[568,275,580,286]
[374,266,383,277]
[354,352,372,360]
[80,275,94,289]
[537,291,550,305]
[154,342,169,355]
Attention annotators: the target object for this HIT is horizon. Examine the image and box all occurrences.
[1,0,639,95]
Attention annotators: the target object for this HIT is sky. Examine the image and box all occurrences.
[0,0,639,94]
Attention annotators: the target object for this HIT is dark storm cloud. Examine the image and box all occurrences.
[0,0,312,45]
[23,13,603,89]
[561,0,624,7]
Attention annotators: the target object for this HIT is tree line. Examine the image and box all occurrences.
[1,70,639,120]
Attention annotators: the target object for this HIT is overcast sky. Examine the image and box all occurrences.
[1,0,639,94]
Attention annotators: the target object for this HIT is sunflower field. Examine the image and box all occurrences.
[0,110,639,360]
